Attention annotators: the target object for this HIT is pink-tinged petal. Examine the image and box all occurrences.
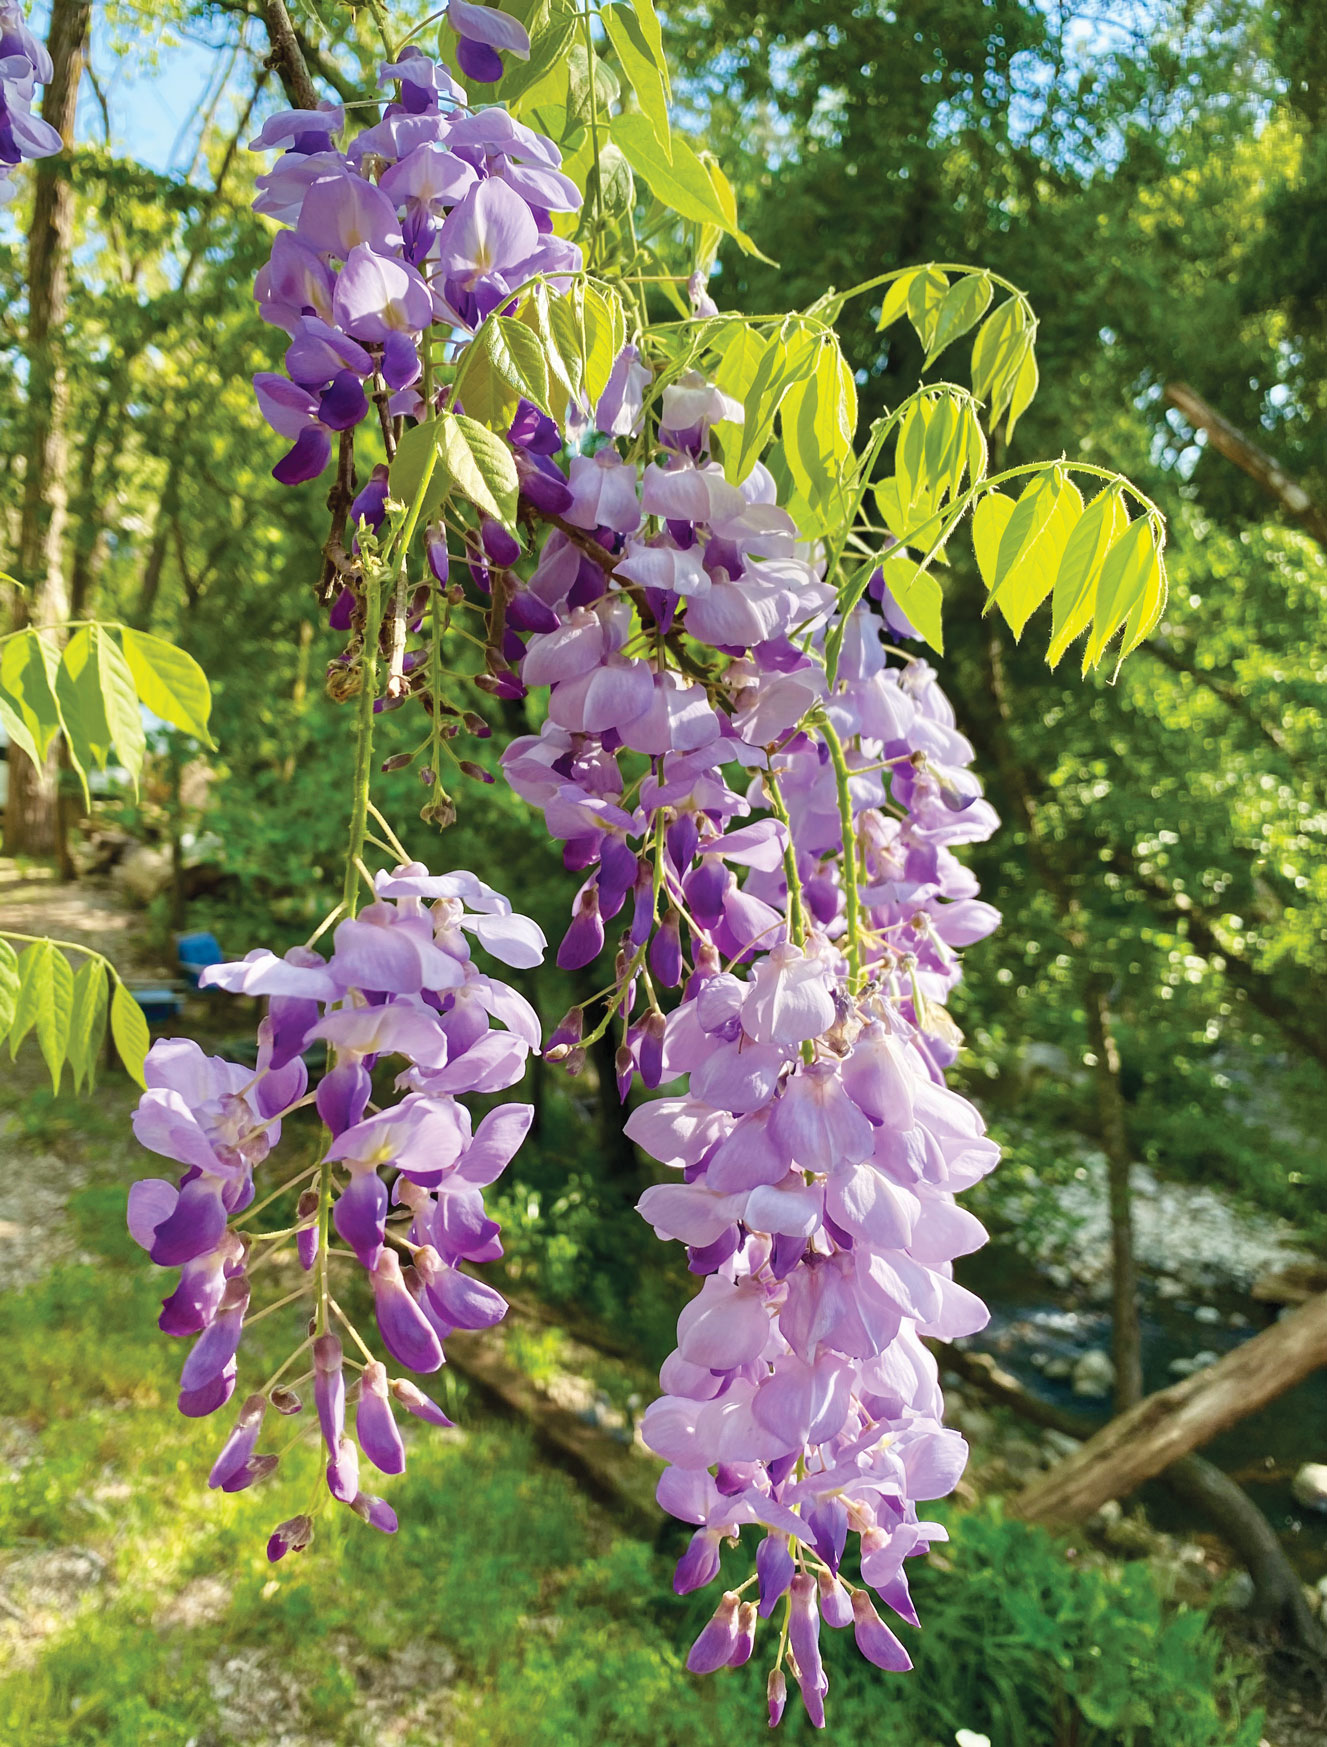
[743,1176,823,1238]
[699,818,787,872]
[841,1022,916,1129]
[690,1039,786,1115]
[677,1276,771,1370]
[449,0,531,55]
[825,1160,919,1248]
[705,1107,788,1193]
[436,178,538,283]
[127,1178,177,1250]
[768,1063,874,1173]
[852,1590,913,1672]
[463,911,547,968]
[636,1181,744,1247]
[460,1102,533,1185]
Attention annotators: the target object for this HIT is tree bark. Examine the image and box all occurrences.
[6,0,90,860]
[975,616,1145,1417]
[1084,974,1144,1410]
[1014,1291,1327,1526]
[1165,380,1327,550]
[944,1348,1325,1654]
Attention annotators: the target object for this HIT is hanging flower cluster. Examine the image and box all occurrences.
[483,362,1002,1723]
[127,13,1006,1727]
[249,47,580,484]
[128,867,546,1554]
[0,1,60,200]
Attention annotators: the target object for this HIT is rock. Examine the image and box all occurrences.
[111,845,171,905]
[1223,1571,1256,1610]
[1071,1349,1114,1398]
[1193,1305,1223,1325]
[1291,1463,1327,1512]
[1042,1429,1083,1459]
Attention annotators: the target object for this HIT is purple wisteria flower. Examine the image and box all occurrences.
[127,863,546,1552]
[0,2,60,201]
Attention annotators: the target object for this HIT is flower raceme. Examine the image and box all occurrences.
[225,17,1004,1729]
[127,866,546,1553]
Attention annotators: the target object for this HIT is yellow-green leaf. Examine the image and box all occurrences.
[111,978,150,1087]
[1082,513,1161,673]
[1047,487,1127,669]
[877,269,922,332]
[989,472,1083,638]
[972,490,1015,591]
[121,629,214,747]
[925,273,992,368]
[906,267,949,351]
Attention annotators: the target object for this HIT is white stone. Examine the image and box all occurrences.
[1291,1463,1327,1512]
[1072,1350,1115,1397]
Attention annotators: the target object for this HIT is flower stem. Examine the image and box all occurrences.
[820,719,863,991]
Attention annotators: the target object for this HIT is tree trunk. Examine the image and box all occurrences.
[1014,1291,1327,1525]
[6,0,90,860]
[1084,975,1144,1411]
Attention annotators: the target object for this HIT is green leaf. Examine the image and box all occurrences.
[1005,343,1040,441]
[780,336,857,506]
[9,939,73,1090]
[0,938,19,1035]
[57,625,145,794]
[67,956,109,1093]
[436,412,520,527]
[989,470,1084,638]
[626,0,669,90]
[610,110,734,232]
[111,978,150,1086]
[389,418,450,526]
[972,491,1016,591]
[876,269,922,332]
[120,629,214,746]
[566,40,620,125]
[1048,486,1126,669]
[906,267,949,351]
[972,298,1029,404]
[1117,540,1168,664]
[0,628,63,771]
[456,313,554,428]
[1082,513,1161,673]
[498,10,577,112]
[881,547,944,653]
[602,2,671,162]
[925,273,992,368]
[728,319,818,483]
[518,282,580,410]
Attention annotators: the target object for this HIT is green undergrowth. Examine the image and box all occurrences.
[0,1234,1264,1747]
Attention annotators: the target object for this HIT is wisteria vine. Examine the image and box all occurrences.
[105,7,1022,1730]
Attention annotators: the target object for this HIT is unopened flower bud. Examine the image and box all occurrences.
[266,1514,313,1563]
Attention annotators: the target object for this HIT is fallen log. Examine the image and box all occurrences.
[1013,1292,1327,1527]
[943,1348,1325,1655]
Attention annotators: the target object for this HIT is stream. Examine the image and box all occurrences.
[953,1161,1327,1584]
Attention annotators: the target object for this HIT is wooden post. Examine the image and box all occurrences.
[1014,1292,1327,1526]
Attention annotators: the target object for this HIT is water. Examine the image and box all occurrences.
[957,1240,1327,1582]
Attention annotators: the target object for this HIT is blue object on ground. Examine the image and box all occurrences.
[176,931,223,988]
[133,986,186,1022]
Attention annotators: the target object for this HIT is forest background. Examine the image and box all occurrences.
[0,2,1325,1744]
